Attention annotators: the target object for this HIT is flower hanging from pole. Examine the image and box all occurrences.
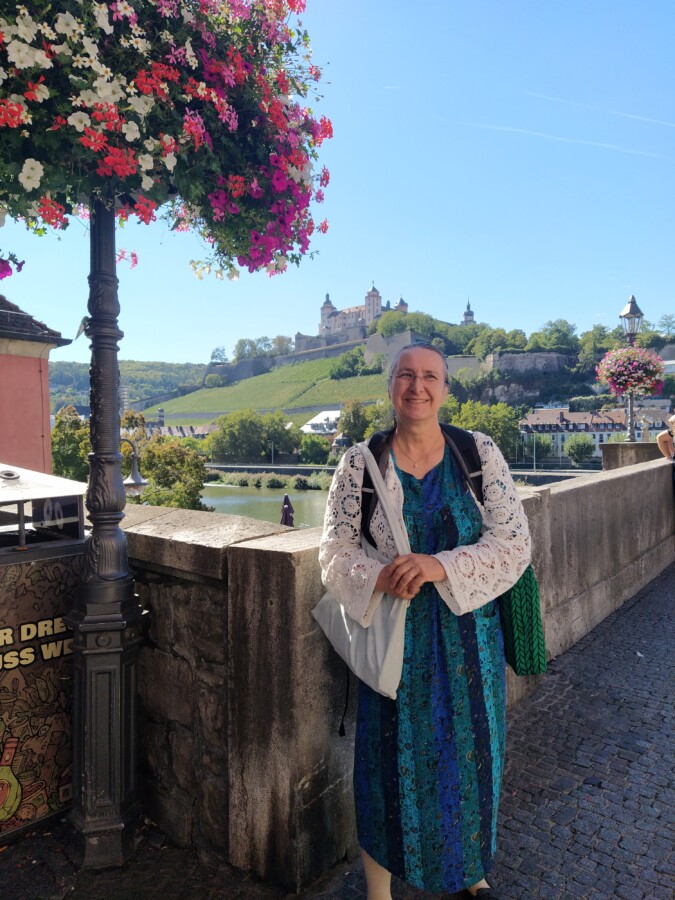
[0,0,331,280]
[596,346,665,397]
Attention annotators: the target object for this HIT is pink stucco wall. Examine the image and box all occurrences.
[0,353,53,472]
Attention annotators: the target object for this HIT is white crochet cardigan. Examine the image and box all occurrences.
[319,432,531,625]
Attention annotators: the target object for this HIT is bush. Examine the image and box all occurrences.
[293,475,310,490]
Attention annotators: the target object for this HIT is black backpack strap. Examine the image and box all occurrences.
[360,428,395,547]
[439,424,484,505]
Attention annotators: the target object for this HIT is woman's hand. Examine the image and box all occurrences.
[375,553,446,600]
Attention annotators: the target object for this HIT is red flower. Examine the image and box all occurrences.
[79,128,108,152]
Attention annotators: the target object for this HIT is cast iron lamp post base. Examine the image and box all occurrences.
[64,197,143,868]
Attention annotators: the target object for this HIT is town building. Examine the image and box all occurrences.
[0,295,70,472]
[518,405,669,459]
[318,286,408,337]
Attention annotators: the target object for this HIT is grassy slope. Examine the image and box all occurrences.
[143,358,388,423]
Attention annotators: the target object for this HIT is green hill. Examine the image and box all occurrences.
[50,360,206,412]
[143,358,389,425]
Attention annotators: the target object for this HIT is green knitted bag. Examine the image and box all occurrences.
[499,565,547,676]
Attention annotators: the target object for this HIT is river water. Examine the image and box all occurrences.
[201,484,327,528]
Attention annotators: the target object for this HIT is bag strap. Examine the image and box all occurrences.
[357,442,411,556]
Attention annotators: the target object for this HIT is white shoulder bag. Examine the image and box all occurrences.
[312,442,411,699]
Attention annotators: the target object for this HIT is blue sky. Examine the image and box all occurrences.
[2,1,673,364]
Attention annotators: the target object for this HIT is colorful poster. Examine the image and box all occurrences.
[0,554,82,837]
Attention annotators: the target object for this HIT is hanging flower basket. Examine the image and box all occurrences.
[596,346,665,397]
[0,0,331,280]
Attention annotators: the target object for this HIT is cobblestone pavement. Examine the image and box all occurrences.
[3,563,673,900]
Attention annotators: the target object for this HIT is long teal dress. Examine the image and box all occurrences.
[354,447,506,894]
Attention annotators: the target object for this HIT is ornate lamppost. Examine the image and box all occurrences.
[619,295,644,441]
[64,200,144,867]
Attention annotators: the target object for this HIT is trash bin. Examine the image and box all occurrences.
[0,463,87,838]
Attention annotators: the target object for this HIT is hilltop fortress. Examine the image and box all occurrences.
[294,284,475,352]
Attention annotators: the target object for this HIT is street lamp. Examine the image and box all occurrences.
[64,199,144,868]
[619,295,644,441]
[121,437,149,498]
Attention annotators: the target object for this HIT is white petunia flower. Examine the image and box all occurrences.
[32,83,49,103]
[82,37,99,58]
[138,153,154,171]
[7,39,52,70]
[39,23,57,40]
[93,3,114,35]
[67,111,91,132]
[72,54,94,69]
[129,36,151,53]
[141,174,154,191]
[92,61,112,79]
[0,68,7,85]
[227,267,240,282]
[184,38,198,69]
[93,75,125,102]
[144,138,159,152]
[51,43,73,57]
[0,207,6,227]
[128,95,154,117]
[18,158,45,192]
[15,12,38,43]
[163,152,177,172]
[54,11,79,38]
[122,121,140,142]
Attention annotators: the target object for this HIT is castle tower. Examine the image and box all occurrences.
[319,293,336,335]
[364,284,382,326]
[463,300,475,326]
[394,296,408,313]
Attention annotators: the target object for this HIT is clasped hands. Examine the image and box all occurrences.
[375,553,446,601]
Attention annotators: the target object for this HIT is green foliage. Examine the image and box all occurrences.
[662,375,675,398]
[329,346,382,379]
[438,395,461,424]
[139,437,211,510]
[262,411,300,458]
[210,347,228,363]
[50,360,205,412]
[364,400,395,438]
[208,410,266,463]
[466,327,527,360]
[526,319,580,355]
[300,433,331,465]
[523,434,554,462]
[658,314,675,341]
[576,325,621,374]
[232,335,293,361]
[565,434,596,467]
[339,400,370,443]
[51,405,90,481]
[205,373,226,388]
[452,400,521,459]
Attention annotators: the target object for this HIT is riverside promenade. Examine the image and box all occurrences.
[3,563,673,900]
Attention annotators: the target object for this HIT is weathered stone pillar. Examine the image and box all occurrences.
[600,442,663,470]
[227,528,356,892]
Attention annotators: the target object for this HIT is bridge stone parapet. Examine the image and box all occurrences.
[121,457,674,891]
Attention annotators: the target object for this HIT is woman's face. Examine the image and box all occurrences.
[389,347,449,427]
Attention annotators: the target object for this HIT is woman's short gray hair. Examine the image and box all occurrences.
[387,342,449,385]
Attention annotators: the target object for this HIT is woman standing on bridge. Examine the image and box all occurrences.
[320,343,531,900]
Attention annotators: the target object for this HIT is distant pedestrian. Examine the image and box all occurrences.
[280,494,294,527]
[320,343,531,900]
[656,414,675,460]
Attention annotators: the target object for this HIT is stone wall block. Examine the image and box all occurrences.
[197,774,229,851]
[139,647,195,729]
[169,724,197,794]
[142,781,195,849]
[196,682,227,748]
[227,528,358,891]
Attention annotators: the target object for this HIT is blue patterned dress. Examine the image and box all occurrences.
[354,447,506,893]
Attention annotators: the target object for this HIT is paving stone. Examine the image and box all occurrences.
[1,563,673,900]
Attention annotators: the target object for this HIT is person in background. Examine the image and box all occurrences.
[656,414,675,460]
[320,343,531,900]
